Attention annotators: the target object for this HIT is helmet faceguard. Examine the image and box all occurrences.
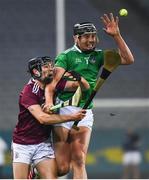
[28,56,54,81]
[73,22,97,36]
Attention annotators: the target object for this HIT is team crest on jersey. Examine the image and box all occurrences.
[75,58,82,63]
[89,55,96,64]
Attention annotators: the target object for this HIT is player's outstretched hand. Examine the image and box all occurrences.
[100,13,120,37]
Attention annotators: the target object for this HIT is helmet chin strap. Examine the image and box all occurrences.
[35,71,41,78]
[32,68,42,79]
[32,64,53,84]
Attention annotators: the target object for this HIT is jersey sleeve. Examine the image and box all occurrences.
[21,85,39,109]
[56,78,67,92]
[55,53,68,70]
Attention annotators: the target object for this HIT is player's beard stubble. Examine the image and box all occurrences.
[42,75,53,85]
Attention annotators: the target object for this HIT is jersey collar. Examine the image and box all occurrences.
[73,44,96,54]
[73,44,82,53]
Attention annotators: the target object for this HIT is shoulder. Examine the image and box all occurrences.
[91,49,104,58]
[55,46,76,62]
[20,80,43,107]
[64,46,76,54]
[95,48,103,52]
[22,80,40,96]
[94,48,104,54]
[92,49,104,60]
[59,45,79,54]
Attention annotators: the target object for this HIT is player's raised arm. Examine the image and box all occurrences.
[101,13,134,65]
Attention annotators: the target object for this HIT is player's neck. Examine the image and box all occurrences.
[35,80,44,89]
[75,44,95,54]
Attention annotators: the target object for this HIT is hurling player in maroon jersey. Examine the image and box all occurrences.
[12,56,87,179]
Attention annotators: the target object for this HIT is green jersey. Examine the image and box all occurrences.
[55,45,104,109]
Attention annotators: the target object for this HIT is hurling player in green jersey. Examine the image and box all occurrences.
[45,13,134,179]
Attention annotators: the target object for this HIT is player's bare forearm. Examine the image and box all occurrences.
[100,13,134,65]
[28,105,86,125]
[45,67,65,106]
[113,33,134,65]
[45,82,55,105]
[79,77,90,90]
[41,110,86,125]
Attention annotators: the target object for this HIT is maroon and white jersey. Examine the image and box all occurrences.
[13,78,67,145]
[13,79,52,145]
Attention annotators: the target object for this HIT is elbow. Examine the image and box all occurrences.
[120,51,134,65]
[122,56,134,65]
[129,55,135,64]
[37,113,54,125]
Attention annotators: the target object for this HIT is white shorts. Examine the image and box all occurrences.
[54,106,94,130]
[123,151,142,165]
[12,140,55,166]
